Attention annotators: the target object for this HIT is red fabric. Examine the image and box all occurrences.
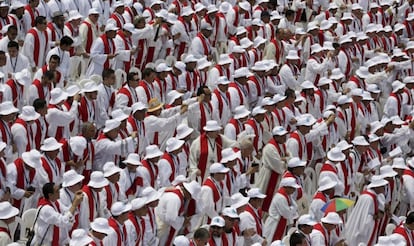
[82,185,99,222]
[164,188,186,245]
[104,183,120,210]
[229,82,245,105]
[270,39,283,64]
[362,190,379,246]
[25,5,38,27]
[394,225,414,246]
[32,79,48,100]
[272,188,291,241]
[282,171,303,199]
[245,118,263,153]
[82,21,95,53]
[100,34,115,69]
[262,138,285,212]
[48,104,64,141]
[203,178,221,204]
[41,156,62,183]
[313,191,328,203]
[199,133,222,180]
[199,102,212,133]
[138,81,152,103]
[78,96,95,123]
[27,28,48,67]
[127,212,145,245]
[141,159,158,187]
[108,217,126,246]
[245,204,263,236]
[12,158,35,209]
[110,13,125,28]
[161,152,176,183]
[118,87,133,107]
[116,30,132,72]
[38,198,60,246]
[6,79,22,107]
[227,119,242,137]
[289,131,313,161]
[125,172,143,197]
[196,32,210,56]
[13,118,32,151]
[313,223,329,245]
[248,75,263,96]
[0,227,10,239]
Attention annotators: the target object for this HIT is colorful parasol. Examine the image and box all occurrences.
[321,198,355,213]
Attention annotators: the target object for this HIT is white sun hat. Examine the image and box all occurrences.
[279,177,300,188]
[231,192,249,209]
[210,163,229,173]
[90,218,112,234]
[0,101,18,115]
[62,170,84,187]
[380,165,397,178]
[296,114,317,126]
[111,109,129,122]
[367,175,388,189]
[287,157,306,168]
[145,145,163,159]
[173,235,190,246]
[182,181,201,200]
[327,147,346,162]
[175,123,193,139]
[131,197,147,210]
[318,176,337,191]
[0,201,19,219]
[297,214,317,226]
[221,148,239,163]
[321,212,342,224]
[131,102,148,113]
[234,105,250,119]
[392,80,405,93]
[103,119,121,133]
[252,106,266,116]
[166,137,185,153]
[392,158,407,170]
[88,171,109,188]
[286,50,300,60]
[123,153,142,166]
[69,229,93,246]
[65,84,80,97]
[272,126,288,136]
[203,120,222,132]
[351,136,369,146]
[247,188,266,199]
[82,81,99,93]
[22,149,41,168]
[111,201,132,216]
[49,88,68,105]
[69,136,87,156]
[41,137,63,151]
[103,161,122,177]
[19,106,40,121]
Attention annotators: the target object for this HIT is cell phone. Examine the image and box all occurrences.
[251,163,259,167]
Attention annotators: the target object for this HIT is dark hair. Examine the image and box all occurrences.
[0,50,5,56]
[197,85,209,96]
[6,25,17,33]
[142,68,155,79]
[33,98,47,111]
[42,182,55,200]
[286,10,295,17]
[407,211,414,224]
[60,36,74,46]
[290,232,306,246]
[193,227,210,240]
[43,70,55,80]
[102,68,115,80]
[127,72,139,83]
[7,40,19,50]
[49,54,61,63]
[285,88,295,98]
[35,16,46,26]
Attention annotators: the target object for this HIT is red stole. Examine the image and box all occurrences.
[82,185,99,222]
[117,30,132,72]
[161,152,176,182]
[13,159,35,208]
[362,190,379,246]
[125,171,143,197]
[390,92,402,118]
[78,96,95,123]
[6,79,22,107]
[118,86,133,107]
[41,156,62,183]
[27,28,48,67]
[199,102,212,132]
[228,118,243,137]
[394,225,414,246]
[13,118,32,151]
[203,178,222,206]
[272,188,291,241]
[245,204,263,236]
[38,198,60,246]
[32,79,49,100]
[47,104,64,141]
[229,82,246,105]
[141,159,158,187]
[127,212,145,245]
[138,80,152,103]
[196,32,210,56]
[82,21,95,53]
[270,39,283,64]
[25,5,38,27]
[104,183,120,210]
[290,131,313,162]
[213,89,230,119]
[313,223,330,246]
[100,34,115,69]
[199,133,223,180]
[108,217,127,246]
[164,188,186,245]
[245,118,263,153]
[110,13,125,28]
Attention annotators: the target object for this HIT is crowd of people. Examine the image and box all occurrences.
[1,0,414,245]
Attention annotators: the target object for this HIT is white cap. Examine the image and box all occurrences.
[247,188,266,198]
[0,101,18,115]
[272,126,288,136]
[175,123,193,139]
[19,106,40,121]
[104,23,119,32]
[200,19,213,30]
[317,77,332,87]
[327,147,346,162]
[103,162,122,177]
[297,214,317,226]
[210,216,225,227]
[251,61,268,71]
[273,94,286,103]
[318,176,337,191]
[194,3,206,12]
[111,109,129,122]
[279,177,300,188]
[182,7,194,16]
[173,236,190,246]
[69,229,93,246]
[67,10,83,21]
[111,201,131,216]
[231,192,249,209]
[288,157,306,168]
[171,175,188,186]
[88,171,109,188]
[217,76,231,85]
[341,12,353,20]
[337,95,352,105]
[210,163,230,173]
[22,149,41,169]
[321,212,342,224]
[203,120,222,132]
[123,153,142,166]
[166,137,185,152]
[113,0,125,8]
[145,145,163,159]
[123,23,137,34]
[368,134,380,143]
[351,3,363,10]
[367,175,388,189]
[301,80,315,90]
[197,57,212,70]
[62,170,84,187]
[103,119,121,133]
[296,114,316,126]
[41,137,63,151]
[88,8,100,15]
[222,207,239,219]
[351,136,370,146]
[252,106,266,116]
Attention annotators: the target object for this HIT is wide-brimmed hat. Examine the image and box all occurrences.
[111,201,131,216]
[296,114,316,126]
[318,176,337,191]
[19,106,40,121]
[321,212,342,224]
[297,214,317,226]
[50,88,68,105]
[231,192,249,209]
[203,120,222,132]
[0,101,18,115]
[104,23,119,32]
[67,10,83,21]
[103,162,122,177]
[90,218,112,234]
[351,136,369,146]
[286,50,300,60]
[166,137,185,152]
[69,136,87,156]
[132,102,148,113]
[41,137,63,151]
[367,175,388,189]
[183,181,201,200]
[252,106,266,116]
[220,148,239,163]
[111,109,129,122]
[22,149,41,168]
[103,119,121,133]
[62,170,84,187]
[234,106,250,119]
[82,81,99,93]
[287,157,306,168]
[327,147,346,162]
[247,188,266,199]
[279,177,300,188]
[88,171,109,188]
[175,123,193,139]
[142,186,161,203]
[392,158,407,170]
[380,165,397,178]
[69,229,93,246]
[210,163,229,173]
[14,69,31,86]
[147,98,164,113]
[131,197,147,210]
[145,145,163,159]
[0,202,19,219]
[123,153,142,166]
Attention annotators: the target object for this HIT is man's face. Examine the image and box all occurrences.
[210,226,224,237]
[86,91,98,100]
[89,14,100,24]
[7,28,17,41]
[0,53,6,66]
[50,185,61,201]
[7,47,18,58]
[0,6,9,18]
[54,16,65,28]
[49,59,59,70]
